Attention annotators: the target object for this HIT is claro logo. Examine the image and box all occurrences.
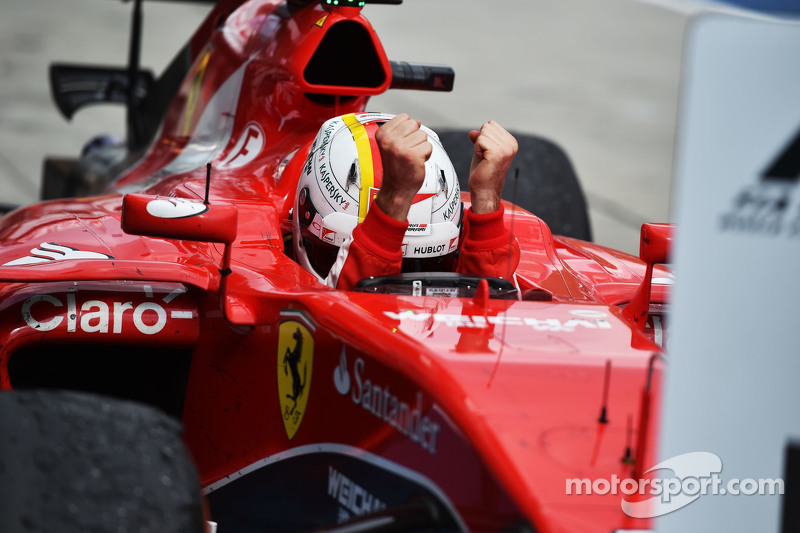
[21,286,194,335]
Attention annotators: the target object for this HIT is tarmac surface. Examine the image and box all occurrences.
[0,0,697,253]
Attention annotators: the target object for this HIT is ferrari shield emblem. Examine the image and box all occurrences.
[277,316,314,439]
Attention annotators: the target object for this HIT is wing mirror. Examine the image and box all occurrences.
[622,223,673,331]
[638,222,671,265]
[121,193,238,272]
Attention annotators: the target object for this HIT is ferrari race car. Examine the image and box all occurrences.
[0,0,673,531]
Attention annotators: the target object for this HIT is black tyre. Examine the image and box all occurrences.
[0,390,204,533]
[435,130,592,241]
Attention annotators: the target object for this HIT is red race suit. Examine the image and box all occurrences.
[322,202,520,290]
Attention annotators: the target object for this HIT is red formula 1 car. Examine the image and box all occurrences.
[0,1,672,531]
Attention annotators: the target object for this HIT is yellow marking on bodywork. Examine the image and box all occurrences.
[183,50,211,136]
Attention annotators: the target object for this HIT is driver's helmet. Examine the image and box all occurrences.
[294,112,463,279]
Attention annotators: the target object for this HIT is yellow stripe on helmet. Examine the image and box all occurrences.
[342,113,374,223]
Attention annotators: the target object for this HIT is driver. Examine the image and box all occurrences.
[293,112,519,290]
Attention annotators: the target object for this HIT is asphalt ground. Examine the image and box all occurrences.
[0,0,696,253]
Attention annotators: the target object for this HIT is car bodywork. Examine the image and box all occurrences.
[0,1,672,531]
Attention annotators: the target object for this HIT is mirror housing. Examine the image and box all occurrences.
[639,222,672,265]
[121,194,237,244]
[122,193,241,324]
[622,223,674,331]
[122,193,238,276]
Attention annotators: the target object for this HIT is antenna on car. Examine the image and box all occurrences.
[632,353,663,479]
[487,167,521,389]
[507,168,519,285]
[205,163,212,205]
[622,414,635,464]
[598,359,611,424]
[126,0,145,150]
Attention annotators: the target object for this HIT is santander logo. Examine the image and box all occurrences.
[333,348,350,395]
[331,347,441,455]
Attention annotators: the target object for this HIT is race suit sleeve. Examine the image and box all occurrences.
[324,202,407,290]
[323,203,520,290]
[454,204,520,281]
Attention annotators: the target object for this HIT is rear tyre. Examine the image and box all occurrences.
[0,390,204,533]
[436,129,592,241]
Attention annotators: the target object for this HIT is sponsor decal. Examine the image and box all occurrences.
[406,224,430,234]
[202,443,467,532]
[328,466,386,522]
[3,243,114,266]
[318,162,352,209]
[333,349,441,455]
[310,213,324,238]
[322,227,336,243]
[412,244,445,255]
[405,194,433,235]
[146,197,208,219]
[719,125,800,238]
[277,310,315,440]
[219,122,265,169]
[442,189,461,220]
[383,308,613,333]
[318,121,337,160]
[333,348,351,395]
[20,285,192,335]
[448,237,458,252]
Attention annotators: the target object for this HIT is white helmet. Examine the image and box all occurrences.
[294,112,463,279]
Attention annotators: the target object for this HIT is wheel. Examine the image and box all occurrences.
[435,129,592,241]
[0,390,205,533]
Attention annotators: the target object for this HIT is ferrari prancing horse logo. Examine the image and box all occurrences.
[277,315,314,440]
